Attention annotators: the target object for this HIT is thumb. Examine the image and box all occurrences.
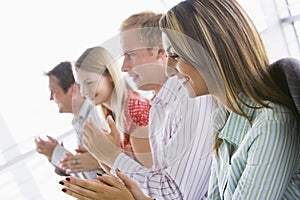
[75,145,87,153]
[63,151,73,158]
[116,169,137,190]
[46,135,56,142]
[107,115,119,138]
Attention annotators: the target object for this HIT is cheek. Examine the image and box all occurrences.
[95,78,113,96]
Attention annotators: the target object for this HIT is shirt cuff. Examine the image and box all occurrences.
[111,152,145,174]
[51,144,70,167]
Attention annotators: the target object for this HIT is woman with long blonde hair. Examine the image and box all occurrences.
[74,46,152,168]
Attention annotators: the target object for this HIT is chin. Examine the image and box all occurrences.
[137,84,155,91]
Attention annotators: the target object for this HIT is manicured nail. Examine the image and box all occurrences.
[66,177,70,181]
[59,181,64,185]
[96,173,102,176]
[62,188,66,193]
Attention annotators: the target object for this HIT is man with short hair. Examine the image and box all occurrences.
[76,12,216,199]
[35,61,102,179]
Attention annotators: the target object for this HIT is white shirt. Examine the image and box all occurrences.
[111,77,216,199]
[51,97,103,179]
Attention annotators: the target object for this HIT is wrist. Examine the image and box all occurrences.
[107,150,121,166]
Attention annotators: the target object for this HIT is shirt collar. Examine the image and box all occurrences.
[218,94,258,146]
[150,77,185,106]
[72,97,93,125]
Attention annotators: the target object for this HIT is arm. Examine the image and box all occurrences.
[83,95,215,199]
[125,93,152,167]
[129,126,153,168]
[230,119,300,199]
[113,96,215,199]
[35,135,70,176]
[82,116,182,199]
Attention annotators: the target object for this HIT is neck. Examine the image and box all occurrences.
[102,95,113,112]
[154,85,163,95]
[72,97,85,116]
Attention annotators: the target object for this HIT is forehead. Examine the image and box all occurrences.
[120,29,147,53]
[77,70,101,81]
[49,75,61,89]
[162,33,174,52]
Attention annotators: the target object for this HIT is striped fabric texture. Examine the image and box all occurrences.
[112,77,216,200]
[208,95,300,199]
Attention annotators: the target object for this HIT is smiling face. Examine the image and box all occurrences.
[48,75,73,113]
[163,35,209,98]
[76,69,113,106]
[120,30,167,94]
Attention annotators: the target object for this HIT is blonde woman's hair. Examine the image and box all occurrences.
[120,11,163,48]
[75,46,126,132]
[160,0,296,155]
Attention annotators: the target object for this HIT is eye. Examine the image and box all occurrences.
[167,52,179,61]
[124,52,134,59]
[170,54,179,61]
[85,81,95,85]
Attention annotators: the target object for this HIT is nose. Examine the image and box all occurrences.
[121,58,130,72]
[50,91,54,101]
[80,85,89,97]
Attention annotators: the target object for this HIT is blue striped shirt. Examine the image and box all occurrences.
[208,95,300,199]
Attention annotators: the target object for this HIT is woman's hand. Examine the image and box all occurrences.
[82,116,122,166]
[60,170,152,200]
[60,173,135,200]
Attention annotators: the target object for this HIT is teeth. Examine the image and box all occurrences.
[178,77,190,84]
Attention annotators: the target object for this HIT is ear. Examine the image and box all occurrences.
[72,83,82,96]
[156,42,167,59]
[66,83,76,96]
[106,74,114,83]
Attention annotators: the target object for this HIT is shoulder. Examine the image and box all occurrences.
[126,91,150,126]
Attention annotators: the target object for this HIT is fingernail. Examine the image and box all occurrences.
[96,172,102,176]
[116,168,121,172]
[62,188,66,193]
[59,181,64,185]
[66,177,70,181]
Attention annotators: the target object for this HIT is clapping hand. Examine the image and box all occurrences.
[82,115,122,166]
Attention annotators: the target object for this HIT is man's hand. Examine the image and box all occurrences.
[34,135,59,161]
[60,151,100,173]
[82,116,122,166]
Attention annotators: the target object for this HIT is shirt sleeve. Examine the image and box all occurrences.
[112,95,216,199]
[51,144,71,167]
[124,92,150,134]
[155,95,214,170]
[208,156,221,199]
[230,119,300,199]
[111,153,183,200]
